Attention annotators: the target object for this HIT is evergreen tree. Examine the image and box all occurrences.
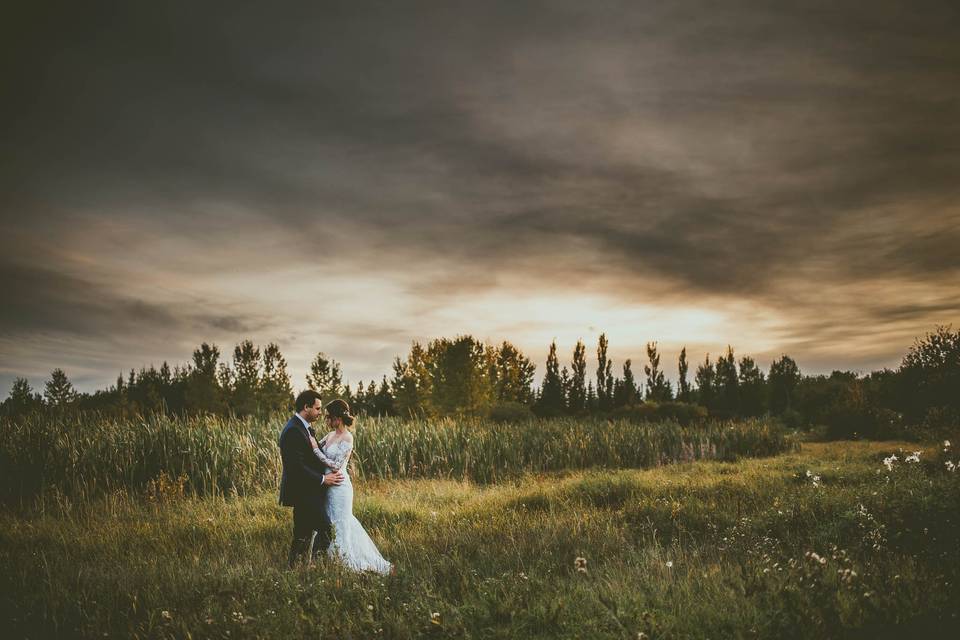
[306,352,344,399]
[536,339,565,417]
[644,342,673,402]
[185,343,224,414]
[261,342,294,412]
[44,368,77,406]
[560,366,571,414]
[159,361,172,385]
[231,340,262,415]
[677,347,691,402]
[738,355,767,417]
[714,346,740,417]
[4,377,42,415]
[768,354,801,414]
[395,342,432,415]
[613,358,639,407]
[390,355,423,417]
[567,340,588,414]
[586,380,598,413]
[596,333,614,411]
[695,353,716,410]
[371,376,395,416]
[352,380,369,414]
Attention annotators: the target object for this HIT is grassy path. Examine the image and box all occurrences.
[2,441,958,639]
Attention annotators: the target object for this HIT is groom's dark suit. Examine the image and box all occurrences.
[279,414,332,567]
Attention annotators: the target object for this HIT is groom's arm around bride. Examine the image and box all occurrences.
[279,390,344,568]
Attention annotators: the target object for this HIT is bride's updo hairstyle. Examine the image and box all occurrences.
[325,398,355,427]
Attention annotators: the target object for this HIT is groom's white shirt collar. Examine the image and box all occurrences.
[294,413,311,430]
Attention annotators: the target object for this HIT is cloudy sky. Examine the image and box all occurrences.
[2,0,959,396]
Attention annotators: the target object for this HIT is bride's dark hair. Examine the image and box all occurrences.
[325,398,355,427]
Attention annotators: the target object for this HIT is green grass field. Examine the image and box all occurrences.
[2,438,958,639]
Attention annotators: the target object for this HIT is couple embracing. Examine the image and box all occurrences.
[278,389,394,575]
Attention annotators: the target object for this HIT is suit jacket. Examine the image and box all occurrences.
[278,415,330,507]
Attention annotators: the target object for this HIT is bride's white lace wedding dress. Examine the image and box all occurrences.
[315,438,393,575]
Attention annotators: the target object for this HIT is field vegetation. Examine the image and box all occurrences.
[1,420,958,638]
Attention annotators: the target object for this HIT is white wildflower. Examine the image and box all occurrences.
[946,461,956,472]
[665,560,673,568]
[905,451,921,463]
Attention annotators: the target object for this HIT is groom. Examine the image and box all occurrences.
[279,389,344,568]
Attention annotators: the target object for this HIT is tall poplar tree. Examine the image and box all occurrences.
[644,342,673,402]
[567,339,588,414]
[677,347,691,402]
[596,333,613,411]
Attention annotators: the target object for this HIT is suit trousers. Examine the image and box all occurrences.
[288,497,332,568]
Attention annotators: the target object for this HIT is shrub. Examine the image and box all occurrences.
[610,401,708,425]
[486,401,535,423]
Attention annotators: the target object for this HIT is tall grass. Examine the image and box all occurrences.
[0,411,797,505]
[1,441,957,638]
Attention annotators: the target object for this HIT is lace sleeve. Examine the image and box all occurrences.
[312,443,341,470]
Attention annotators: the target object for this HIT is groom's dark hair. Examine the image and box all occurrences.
[295,389,323,412]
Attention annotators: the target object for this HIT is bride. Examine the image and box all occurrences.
[309,399,394,575]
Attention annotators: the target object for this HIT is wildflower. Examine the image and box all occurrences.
[665,561,673,568]
[638,633,649,640]
[945,461,956,472]
[367,604,374,611]
[161,610,172,621]
[905,451,921,463]
[882,455,898,471]
[945,440,951,449]
[430,612,441,625]
[574,556,588,573]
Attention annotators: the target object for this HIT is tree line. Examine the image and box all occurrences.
[3,326,958,438]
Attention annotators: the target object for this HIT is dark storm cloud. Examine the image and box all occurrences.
[0,257,271,339]
[2,0,960,391]
[0,259,179,338]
